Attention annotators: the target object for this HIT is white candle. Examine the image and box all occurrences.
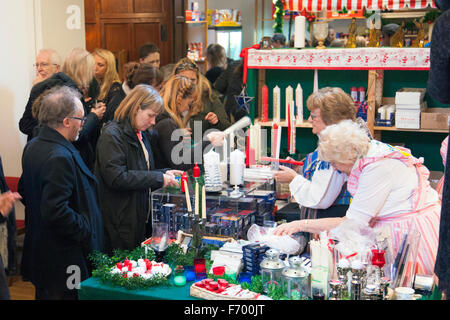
[290,100,296,155]
[202,185,206,220]
[285,85,293,123]
[294,15,306,48]
[314,69,319,93]
[194,181,199,216]
[184,181,192,213]
[296,83,303,124]
[273,86,280,122]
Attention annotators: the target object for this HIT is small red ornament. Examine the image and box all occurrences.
[193,164,200,178]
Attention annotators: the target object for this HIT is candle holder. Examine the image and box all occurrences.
[150,222,169,262]
[260,249,285,294]
[281,256,309,300]
[173,265,187,286]
[313,21,328,49]
[329,280,342,300]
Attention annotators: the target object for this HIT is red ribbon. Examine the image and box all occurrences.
[240,44,260,85]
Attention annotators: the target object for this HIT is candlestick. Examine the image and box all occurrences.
[285,85,293,122]
[184,181,192,213]
[273,85,280,122]
[296,83,303,124]
[294,15,306,48]
[194,181,199,216]
[262,85,269,122]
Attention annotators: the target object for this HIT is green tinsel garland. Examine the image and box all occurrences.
[273,0,285,34]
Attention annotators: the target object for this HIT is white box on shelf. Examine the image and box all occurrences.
[395,88,426,106]
[395,108,423,129]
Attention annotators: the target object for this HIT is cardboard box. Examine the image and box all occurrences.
[395,88,426,106]
[421,108,450,130]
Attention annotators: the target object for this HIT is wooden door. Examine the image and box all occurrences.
[84,0,177,69]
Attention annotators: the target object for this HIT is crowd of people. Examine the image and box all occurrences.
[1,4,449,300]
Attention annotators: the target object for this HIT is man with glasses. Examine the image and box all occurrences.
[33,49,61,86]
[18,86,104,300]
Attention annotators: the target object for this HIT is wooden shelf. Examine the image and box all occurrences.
[374,126,448,133]
[255,119,312,128]
[186,20,207,24]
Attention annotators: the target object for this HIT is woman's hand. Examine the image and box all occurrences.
[163,174,179,188]
[273,165,298,184]
[90,102,106,120]
[205,112,219,125]
[207,131,226,147]
[0,191,22,217]
[272,220,303,236]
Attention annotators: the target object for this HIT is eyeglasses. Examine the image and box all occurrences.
[34,62,57,68]
[309,112,319,120]
[68,116,87,124]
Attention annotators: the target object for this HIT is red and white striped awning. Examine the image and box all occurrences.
[287,0,436,12]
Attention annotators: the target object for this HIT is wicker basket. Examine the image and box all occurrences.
[190,283,259,300]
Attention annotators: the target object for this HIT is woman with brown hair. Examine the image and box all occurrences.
[105,63,163,123]
[95,84,181,252]
[172,58,231,140]
[153,75,226,171]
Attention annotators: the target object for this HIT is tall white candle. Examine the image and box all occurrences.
[314,69,319,93]
[202,185,206,220]
[194,181,199,216]
[296,83,303,124]
[290,100,296,154]
[294,15,306,48]
[285,85,293,123]
[273,85,280,122]
[184,181,192,213]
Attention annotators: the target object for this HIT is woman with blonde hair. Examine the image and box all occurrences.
[172,58,231,140]
[95,84,182,252]
[153,75,226,171]
[19,47,106,169]
[93,48,122,104]
[275,120,441,277]
[273,87,357,219]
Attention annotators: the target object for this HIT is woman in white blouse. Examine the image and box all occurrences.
[274,120,441,275]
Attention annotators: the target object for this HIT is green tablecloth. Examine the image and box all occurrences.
[78,277,201,300]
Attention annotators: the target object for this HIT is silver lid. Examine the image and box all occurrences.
[260,249,285,271]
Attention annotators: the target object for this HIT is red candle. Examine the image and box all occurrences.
[261,85,269,122]
[193,164,200,178]
[181,172,188,192]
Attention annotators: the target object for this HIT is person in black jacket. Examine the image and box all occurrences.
[95,84,182,253]
[0,156,21,300]
[105,63,163,124]
[18,86,104,300]
[19,48,106,171]
[428,0,450,300]
[153,75,226,171]
[214,59,247,122]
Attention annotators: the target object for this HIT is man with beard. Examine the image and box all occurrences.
[18,86,104,300]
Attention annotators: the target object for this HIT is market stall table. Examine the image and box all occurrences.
[78,277,201,300]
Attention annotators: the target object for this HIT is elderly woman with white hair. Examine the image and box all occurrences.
[274,120,441,275]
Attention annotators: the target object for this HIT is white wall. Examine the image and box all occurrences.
[0,0,85,219]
